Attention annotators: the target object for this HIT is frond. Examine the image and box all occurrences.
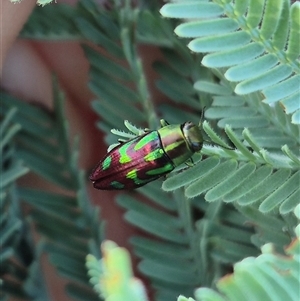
[116,187,261,299]
[163,121,299,214]
[78,3,157,144]
[0,109,35,300]
[201,84,300,151]
[0,108,28,187]
[235,204,295,250]
[8,1,299,300]
[0,81,104,300]
[195,235,300,301]
[86,242,149,301]
[160,0,300,124]
[79,2,299,298]
[20,3,80,40]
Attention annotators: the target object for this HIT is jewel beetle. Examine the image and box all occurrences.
[89,119,204,190]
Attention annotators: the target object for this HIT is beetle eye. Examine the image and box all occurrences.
[190,141,202,151]
[184,121,194,130]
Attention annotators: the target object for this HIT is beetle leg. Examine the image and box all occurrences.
[160,119,170,127]
[118,139,127,143]
[185,157,194,167]
[198,106,206,126]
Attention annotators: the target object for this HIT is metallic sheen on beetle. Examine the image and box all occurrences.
[89,120,203,190]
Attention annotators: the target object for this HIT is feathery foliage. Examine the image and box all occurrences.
[1,81,104,300]
[160,0,300,124]
[195,233,300,301]
[0,108,38,300]
[86,241,148,301]
[2,0,300,301]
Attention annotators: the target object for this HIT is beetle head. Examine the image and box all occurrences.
[182,122,203,152]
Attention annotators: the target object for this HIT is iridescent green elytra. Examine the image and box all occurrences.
[90,120,203,190]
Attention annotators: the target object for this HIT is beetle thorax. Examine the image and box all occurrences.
[158,122,202,167]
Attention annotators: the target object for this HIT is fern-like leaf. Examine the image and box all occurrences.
[195,237,300,301]
[163,121,299,214]
[0,108,46,300]
[116,187,261,299]
[1,81,104,301]
[160,0,300,124]
[20,3,80,40]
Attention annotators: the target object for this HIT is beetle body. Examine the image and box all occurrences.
[90,121,203,190]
